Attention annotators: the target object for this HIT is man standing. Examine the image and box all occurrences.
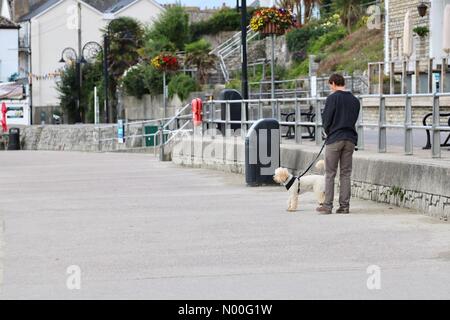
[316,74,360,215]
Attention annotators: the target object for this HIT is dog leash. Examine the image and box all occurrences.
[297,139,327,179]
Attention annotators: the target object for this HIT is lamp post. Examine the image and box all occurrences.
[237,0,249,100]
[59,41,102,123]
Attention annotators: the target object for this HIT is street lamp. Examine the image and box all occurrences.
[417,2,428,18]
[236,0,249,100]
[59,42,102,123]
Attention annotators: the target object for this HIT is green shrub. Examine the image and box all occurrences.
[121,63,164,98]
[121,64,150,98]
[286,15,343,54]
[147,5,190,50]
[287,60,310,79]
[190,7,256,39]
[168,73,198,101]
[143,67,164,96]
[308,27,348,54]
[225,79,241,91]
[140,36,176,59]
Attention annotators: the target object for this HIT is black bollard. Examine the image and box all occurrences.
[245,119,280,186]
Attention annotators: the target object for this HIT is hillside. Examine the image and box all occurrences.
[317,27,384,75]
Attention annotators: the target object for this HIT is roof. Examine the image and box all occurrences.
[0,16,19,28]
[19,0,60,21]
[19,0,163,21]
[105,0,164,14]
[104,0,135,13]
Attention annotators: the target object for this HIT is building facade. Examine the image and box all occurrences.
[17,0,164,124]
[0,16,19,82]
[385,0,450,67]
[384,0,450,93]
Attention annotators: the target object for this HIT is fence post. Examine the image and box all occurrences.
[390,62,395,94]
[415,59,420,94]
[441,57,447,93]
[402,60,407,94]
[295,97,302,144]
[98,127,102,152]
[209,100,215,138]
[159,121,164,161]
[315,97,323,145]
[404,94,413,155]
[141,122,146,148]
[428,58,434,93]
[378,62,383,94]
[258,99,263,119]
[357,96,364,150]
[432,93,441,158]
[112,125,115,151]
[378,94,386,153]
[225,101,231,137]
[241,101,247,139]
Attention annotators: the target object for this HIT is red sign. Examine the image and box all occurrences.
[1,102,7,133]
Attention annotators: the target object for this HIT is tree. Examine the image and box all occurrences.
[56,61,102,123]
[147,5,190,51]
[139,36,176,61]
[277,0,321,24]
[106,17,144,79]
[57,63,79,123]
[333,0,371,32]
[277,0,295,10]
[185,39,217,85]
[303,0,322,23]
[103,17,144,121]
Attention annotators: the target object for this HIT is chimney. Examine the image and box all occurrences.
[13,0,30,21]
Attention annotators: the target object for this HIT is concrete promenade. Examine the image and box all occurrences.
[0,151,449,299]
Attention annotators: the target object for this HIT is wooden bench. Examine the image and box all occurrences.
[422,113,450,150]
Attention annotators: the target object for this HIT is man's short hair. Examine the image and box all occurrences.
[328,74,345,87]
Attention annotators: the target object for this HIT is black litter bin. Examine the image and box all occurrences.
[8,127,21,150]
[219,89,248,135]
[245,119,280,186]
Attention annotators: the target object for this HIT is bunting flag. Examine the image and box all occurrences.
[19,67,64,82]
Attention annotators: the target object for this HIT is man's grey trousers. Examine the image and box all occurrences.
[324,140,356,210]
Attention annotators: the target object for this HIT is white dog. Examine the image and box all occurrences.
[273,160,325,212]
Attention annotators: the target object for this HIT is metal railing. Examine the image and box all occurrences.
[94,103,193,157]
[201,93,450,159]
[210,26,259,82]
[248,75,369,100]
[92,93,450,159]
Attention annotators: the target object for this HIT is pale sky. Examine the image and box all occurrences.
[158,0,240,9]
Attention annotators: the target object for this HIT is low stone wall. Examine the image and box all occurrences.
[20,124,145,152]
[171,135,450,221]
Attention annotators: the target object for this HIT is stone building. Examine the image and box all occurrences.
[385,0,450,92]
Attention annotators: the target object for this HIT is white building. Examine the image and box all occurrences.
[0,16,19,82]
[18,0,164,124]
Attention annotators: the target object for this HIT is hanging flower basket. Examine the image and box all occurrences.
[250,7,294,36]
[151,53,179,72]
[262,22,284,36]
